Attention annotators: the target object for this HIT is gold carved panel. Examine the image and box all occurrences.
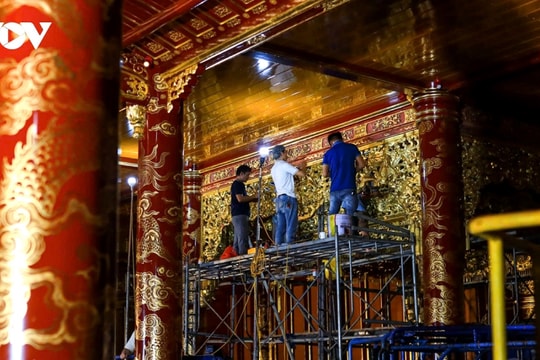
[462,137,540,219]
[200,132,423,261]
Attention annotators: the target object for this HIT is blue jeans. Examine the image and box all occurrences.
[329,189,358,215]
[274,195,298,245]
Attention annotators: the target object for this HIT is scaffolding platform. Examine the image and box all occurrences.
[184,215,419,360]
[193,233,414,281]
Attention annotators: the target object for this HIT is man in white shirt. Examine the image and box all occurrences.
[119,331,135,359]
[270,145,305,245]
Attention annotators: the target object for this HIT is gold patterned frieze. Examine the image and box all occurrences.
[226,17,242,28]
[202,108,415,191]
[205,167,236,187]
[213,4,233,19]
[238,0,266,13]
[146,40,165,54]
[154,52,172,64]
[355,123,368,137]
[202,29,218,40]
[166,29,187,43]
[179,42,195,53]
[251,4,269,15]
[321,0,350,11]
[370,111,406,132]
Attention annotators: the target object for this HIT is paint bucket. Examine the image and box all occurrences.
[327,214,352,236]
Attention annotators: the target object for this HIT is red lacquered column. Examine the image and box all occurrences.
[131,64,203,359]
[0,2,121,359]
[135,100,183,359]
[414,88,466,325]
[183,167,202,262]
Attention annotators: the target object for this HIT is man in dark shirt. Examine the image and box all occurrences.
[231,165,258,255]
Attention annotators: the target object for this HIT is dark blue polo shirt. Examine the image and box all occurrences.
[322,140,361,192]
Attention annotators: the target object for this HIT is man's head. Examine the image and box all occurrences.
[272,145,286,160]
[327,132,343,145]
[236,164,252,181]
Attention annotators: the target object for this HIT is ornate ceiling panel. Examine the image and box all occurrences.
[119,0,540,176]
[184,55,400,168]
[122,0,327,69]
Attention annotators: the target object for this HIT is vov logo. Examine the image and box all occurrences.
[0,22,52,50]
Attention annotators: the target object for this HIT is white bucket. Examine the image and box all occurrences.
[328,214,352,236]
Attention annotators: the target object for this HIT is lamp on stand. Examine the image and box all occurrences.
[255,146,269,248]
[252,146,269,360]
[124,176,137,345]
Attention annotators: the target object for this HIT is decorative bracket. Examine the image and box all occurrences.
[126,104,147,139]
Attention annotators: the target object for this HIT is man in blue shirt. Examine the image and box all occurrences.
[322,132,366,215]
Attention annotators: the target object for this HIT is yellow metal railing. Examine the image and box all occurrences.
[468,209,540,360]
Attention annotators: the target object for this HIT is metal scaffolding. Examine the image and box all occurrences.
[347,324,536,360]
[183,215,419,359]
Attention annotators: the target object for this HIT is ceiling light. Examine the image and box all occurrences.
[143,56,153,68]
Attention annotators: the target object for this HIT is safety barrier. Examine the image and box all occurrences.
[347,324,536,359]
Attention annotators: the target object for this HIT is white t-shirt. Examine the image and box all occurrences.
[271,160,299,198]
[124,331,135,352]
